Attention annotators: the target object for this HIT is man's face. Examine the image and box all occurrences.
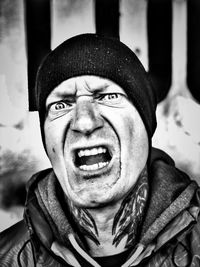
[44,76,149,207]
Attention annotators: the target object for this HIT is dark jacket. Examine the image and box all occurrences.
[0,148,200,267]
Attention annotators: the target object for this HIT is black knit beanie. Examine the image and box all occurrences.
[36,33,157,141]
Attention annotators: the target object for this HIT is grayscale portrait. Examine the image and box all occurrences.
[0,1,200,266]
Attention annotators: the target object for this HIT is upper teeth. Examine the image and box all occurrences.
[78,147,106,157]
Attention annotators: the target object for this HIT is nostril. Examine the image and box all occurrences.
[71,116,103,134]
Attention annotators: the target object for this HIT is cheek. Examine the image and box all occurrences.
[122,110,148,152]
[124,116,135,141]
[44,121,65,161]
[120,111,148,180]
[120,115,136,154]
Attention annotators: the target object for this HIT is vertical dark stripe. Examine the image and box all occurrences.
[24,0,51,111]
[95,0,120,40]
[187,0,200,102]
[147,0,172,103]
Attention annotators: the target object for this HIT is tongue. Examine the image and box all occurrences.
[78,153,110,166]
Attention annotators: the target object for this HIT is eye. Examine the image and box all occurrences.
[47,100,73,119]
[54,102,67,110]
[96,93,125,105]
[106,94,119,100]
[49,101,70,111]
[48,100,74,115]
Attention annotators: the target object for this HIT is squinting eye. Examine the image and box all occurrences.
[97,93,124,105]
[106,94,119,100]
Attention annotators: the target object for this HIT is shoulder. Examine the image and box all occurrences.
[0,220,35,266]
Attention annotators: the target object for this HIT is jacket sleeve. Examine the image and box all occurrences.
[180,187,200,267]
[189,188,200,267]
[170,188,200,267]
[189,219,200,266]
[0,220,35,266]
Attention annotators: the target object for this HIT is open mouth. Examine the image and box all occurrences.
[74,146,112,171]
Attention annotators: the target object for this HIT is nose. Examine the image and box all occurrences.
[70,96,104,135]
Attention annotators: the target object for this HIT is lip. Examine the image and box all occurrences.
[74,159,114,179]
[69,142,116,179]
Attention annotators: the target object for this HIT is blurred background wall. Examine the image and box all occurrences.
[0,0,200,231]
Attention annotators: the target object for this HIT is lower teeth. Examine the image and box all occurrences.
[79,161,109,171]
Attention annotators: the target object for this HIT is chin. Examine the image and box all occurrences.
[70,181,124,208]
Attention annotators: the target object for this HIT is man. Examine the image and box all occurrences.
[0,34,200,267]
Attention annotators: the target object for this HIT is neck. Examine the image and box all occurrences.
[68,167,148,257]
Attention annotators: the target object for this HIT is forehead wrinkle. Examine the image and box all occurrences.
[84,79,110,93]
[49,80,76,97]
[75,79,111,97]
[81,76,127,96]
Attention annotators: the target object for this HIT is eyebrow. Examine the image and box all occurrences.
[53,92,76,99]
